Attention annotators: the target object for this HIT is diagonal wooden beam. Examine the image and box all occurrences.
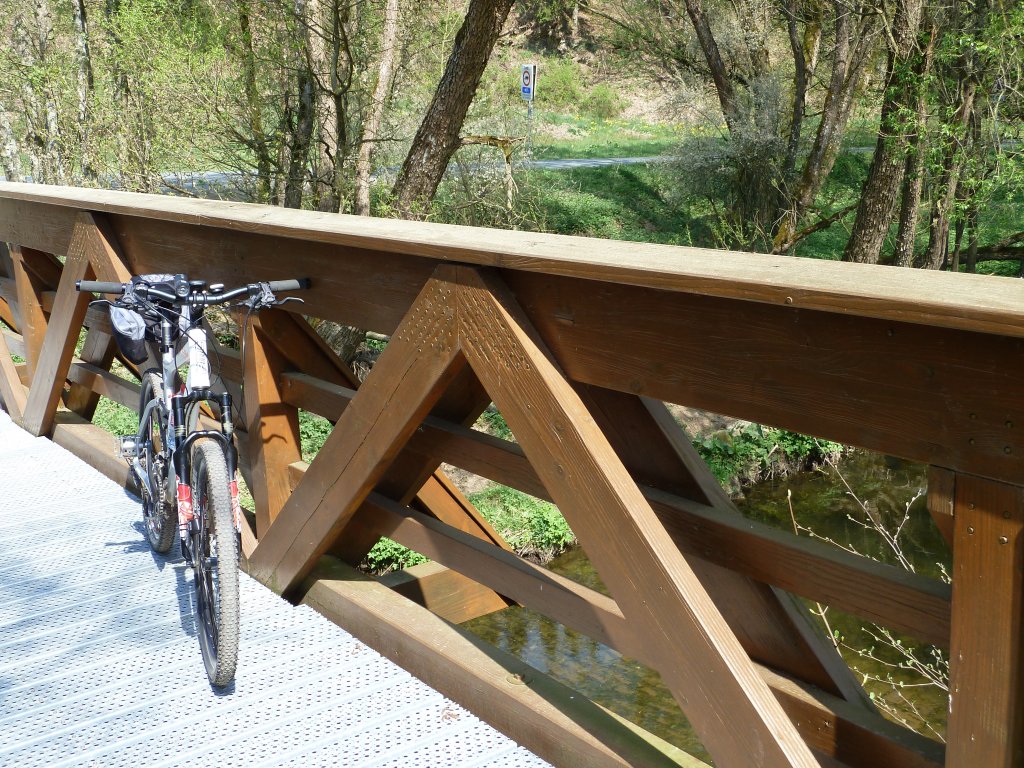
[0,323,26,420]
[21,213,134,436]
[260,311,511,568]
[247,267,466,595]
[457,266,819,767]
[580,385,868,706]
[366,493,941,768]
[277,366,951,645]
[9,245,50,380]
[20,253,93,436]
[82,212,133,284]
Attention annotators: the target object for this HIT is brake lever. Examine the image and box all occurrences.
[275,297,304,306]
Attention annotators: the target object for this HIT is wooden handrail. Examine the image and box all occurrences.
[2,181,1023,338]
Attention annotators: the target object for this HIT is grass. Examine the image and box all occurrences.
[531,114,680,160]
[522,164,705,245]
[468,484,575,557]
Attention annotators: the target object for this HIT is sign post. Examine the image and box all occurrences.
[521,64,537,158]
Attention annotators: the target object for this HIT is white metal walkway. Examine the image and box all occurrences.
[0,410,549,768]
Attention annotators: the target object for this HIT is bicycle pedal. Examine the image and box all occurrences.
[117,435,140,459]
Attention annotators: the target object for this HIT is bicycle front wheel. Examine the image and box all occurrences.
[190,439,239,688]
[139,371,176,553]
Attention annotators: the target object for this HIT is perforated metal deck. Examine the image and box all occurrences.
[0,410,550,767]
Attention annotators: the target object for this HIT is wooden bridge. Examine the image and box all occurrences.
[0,181,1021,768]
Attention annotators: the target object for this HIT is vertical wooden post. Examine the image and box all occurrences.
[927,466,955,548]
[65,328,117,419]
[946,473,1024,768]
[242,312,302,535]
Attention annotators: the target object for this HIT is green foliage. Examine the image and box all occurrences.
[92,397,139,437]
[533,58,584,110]
[470,484,575,555]
[694,424,844,486]
[363,537,428,574]
[476,405,513,440]
[532,114,679,160]
[298,410,333,462]
[519,164,704,245]
[582,84,626,120]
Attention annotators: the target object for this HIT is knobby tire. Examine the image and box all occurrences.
[139,370,176,553]
[191,438,239,688]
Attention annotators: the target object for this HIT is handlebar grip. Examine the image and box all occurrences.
[267,278,310,292]
[76,280,125,295]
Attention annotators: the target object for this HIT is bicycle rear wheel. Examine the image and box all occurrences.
[138,371,176,553]
[190,438,239,687]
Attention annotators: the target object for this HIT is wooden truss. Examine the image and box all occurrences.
[1,189,1021,767]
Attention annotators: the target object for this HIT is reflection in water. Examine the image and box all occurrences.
[461,451,951,760]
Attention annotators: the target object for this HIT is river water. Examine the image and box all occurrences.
[461,451,950,762]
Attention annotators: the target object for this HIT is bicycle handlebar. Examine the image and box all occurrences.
[75,277,310,306]
[76,280,125,295]
[268,278,310,293]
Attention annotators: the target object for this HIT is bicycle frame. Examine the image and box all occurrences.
[131,305,242,549]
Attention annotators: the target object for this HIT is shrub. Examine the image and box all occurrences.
[363,537,428,574]
[583,84,626,120]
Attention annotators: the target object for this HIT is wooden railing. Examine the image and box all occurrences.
[1,181,1022,768]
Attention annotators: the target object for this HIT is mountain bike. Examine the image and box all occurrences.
[75,273,308,687]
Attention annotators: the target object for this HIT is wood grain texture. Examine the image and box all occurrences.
[66,360,140,409]
[946,475,1024,768]
[0,323,27,419]
[65,328,117,419]
[367,492,940,768]
[280,367,951,645]
[378,560,509,623]
[10,246,50,380]
[300,557,704,768]
[19,233,93,436]
[505,271,1024,484]
[242,312,302,534]
[248,268,465,595]
[20,249,63,288]
[2,182,1024,339]
[261,314,511,565]
[256,311,358,387]
[414,470,511,551]
[109,214,436,334]
[0,279,19,330]
[576,383,865,704]
[926,466,955,548]
[49,410,132,488]
[458,267,819,767]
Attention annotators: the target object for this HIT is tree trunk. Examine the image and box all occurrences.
[782,0,808,183]
[681,0,744,134]
[964,203,979,273]
[892,23,936,267]
[35,0,64,184]
[236,0,274,202]
[0,103,19,181]
[392,0,515,218]
[354,0,400,216]
[843,0,923,264]
[922,83,976,269]
[13,10,45,182]
[72,0,95,183]
[284,0,316,209]
[774,2,875,251]
[309,0,352,213]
